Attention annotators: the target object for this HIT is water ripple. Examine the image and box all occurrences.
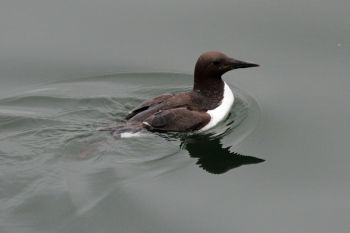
[0,73,264,232]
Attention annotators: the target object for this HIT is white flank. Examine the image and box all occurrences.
[120,132,146,138]
[199,82,234,131]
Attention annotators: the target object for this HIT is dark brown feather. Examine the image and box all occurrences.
[125,93,173,119]
[142,107,210,132]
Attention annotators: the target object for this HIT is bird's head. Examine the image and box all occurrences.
[194,51,259,77]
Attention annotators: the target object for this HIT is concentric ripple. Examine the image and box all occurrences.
[0,73,263,231]
[0,72,261,166]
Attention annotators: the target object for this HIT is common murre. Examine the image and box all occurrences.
[102,51,259,138]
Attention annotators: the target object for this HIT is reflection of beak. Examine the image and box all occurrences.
[228,58,260,69]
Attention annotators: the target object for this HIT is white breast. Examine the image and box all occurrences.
[199,82,234,131]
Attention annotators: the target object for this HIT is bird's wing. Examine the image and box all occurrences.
[142,107,210,132]
[125,93,174,119]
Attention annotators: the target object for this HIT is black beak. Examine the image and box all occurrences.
[228,58,259,69]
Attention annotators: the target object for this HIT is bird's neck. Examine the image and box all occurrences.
[193,74,225,97]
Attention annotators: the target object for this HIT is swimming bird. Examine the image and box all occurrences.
[104,51,259,138]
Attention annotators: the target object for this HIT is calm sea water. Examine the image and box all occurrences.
[0,73,264,232]
[1,1,350,233]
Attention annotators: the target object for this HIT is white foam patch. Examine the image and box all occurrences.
[120,132,147,138]
[199,82,234,131]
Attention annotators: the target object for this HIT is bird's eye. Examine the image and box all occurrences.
[213,61,220,66]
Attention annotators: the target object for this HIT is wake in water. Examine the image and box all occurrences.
[0,73,264,172]
[78,123,148,157]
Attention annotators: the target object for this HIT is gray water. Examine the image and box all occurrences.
[1,1,350,233]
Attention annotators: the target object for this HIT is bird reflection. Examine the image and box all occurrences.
[180,134,265,174]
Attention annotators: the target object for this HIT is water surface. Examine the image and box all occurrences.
[0,73,264,233]
[1,0,350,232]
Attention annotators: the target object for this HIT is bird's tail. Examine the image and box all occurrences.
[79,123,146,158]
[98,122,146,139]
